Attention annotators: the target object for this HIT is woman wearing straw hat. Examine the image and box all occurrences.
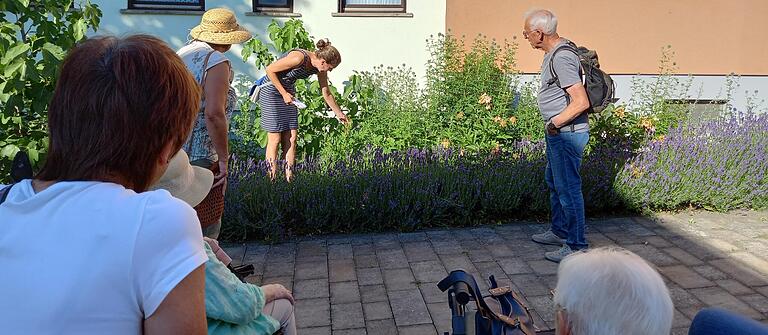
[151,150,297,335]
[177,7,251,239]
[256,39,350,182]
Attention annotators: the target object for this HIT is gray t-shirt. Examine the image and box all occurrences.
[537,39,588,127]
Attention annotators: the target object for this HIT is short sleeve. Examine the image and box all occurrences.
[132,190,207,318]
[553,50,581,89]
[205,51,229,72]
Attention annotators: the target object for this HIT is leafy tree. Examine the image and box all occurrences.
[0,0,101,182]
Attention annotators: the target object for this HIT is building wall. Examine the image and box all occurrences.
[446,0,768,75]
[93,0,446,87]
[447,0,768,112]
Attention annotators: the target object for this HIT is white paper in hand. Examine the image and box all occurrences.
[292,98,307,109]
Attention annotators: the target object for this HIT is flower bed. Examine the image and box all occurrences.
[222,140,634,241]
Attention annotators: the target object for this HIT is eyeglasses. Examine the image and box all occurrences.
[522,29,539,39]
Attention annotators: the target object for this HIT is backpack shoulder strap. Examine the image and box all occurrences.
[0,183,14,206]
[547,43,581,87]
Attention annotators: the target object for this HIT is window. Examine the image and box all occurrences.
[127,0,204,11]
[666,99,727,124]
[339,0,405,13]
[253,0,293,13]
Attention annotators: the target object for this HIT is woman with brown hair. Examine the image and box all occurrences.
[256,39,349,181]
[0,35,207,334]
[177,7,252,238]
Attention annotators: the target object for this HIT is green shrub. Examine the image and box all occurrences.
[425,33,522,152]
[0,0,101,182]
[319,65,433,161]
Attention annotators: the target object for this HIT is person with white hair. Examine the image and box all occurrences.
[552,247,674,335]
[525,9,592,262]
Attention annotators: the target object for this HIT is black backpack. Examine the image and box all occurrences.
[548,41,614,113]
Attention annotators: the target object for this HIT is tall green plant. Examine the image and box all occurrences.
[627,45,694,135]
[425,33,523,152]
[0,0,101,182]
[320,65,431,161]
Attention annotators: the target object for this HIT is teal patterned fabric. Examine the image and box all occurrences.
[204,243,280,335]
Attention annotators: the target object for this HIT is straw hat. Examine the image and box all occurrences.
[190,8,252,45]
[150,150,214,207]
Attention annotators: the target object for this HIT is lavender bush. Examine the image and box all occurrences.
[222,141,633,241]
[616,112,768,211]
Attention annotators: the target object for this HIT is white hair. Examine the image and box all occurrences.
[524,9,558,35]
[554,247,674,335]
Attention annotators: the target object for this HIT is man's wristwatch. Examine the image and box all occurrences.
[546,121,559,133]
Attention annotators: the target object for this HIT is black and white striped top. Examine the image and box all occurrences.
[258,49,318,132]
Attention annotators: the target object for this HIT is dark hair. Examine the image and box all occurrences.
[205,42,231,51]
[315,38,341,66]
[37,35,201,192]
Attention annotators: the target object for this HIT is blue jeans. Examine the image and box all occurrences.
[689,307,768,335]
[545,131,589,250]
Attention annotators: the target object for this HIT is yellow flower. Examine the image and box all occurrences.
[639,117,654,131]
[655,135,666,142]
[499,119,508,128]
[441,139,451,148]
[613,106,626,118]
[508,116,517,125]
[491,143,501,155]
[630,165,644,178]
[493,116,502,123]
[456,111,465,120]
[478,93,492,105]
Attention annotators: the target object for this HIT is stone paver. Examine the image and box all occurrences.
[366,319,396,335]
[389,288,432,326]
[295,298,331,328]
[690,287,763,319]
[331,302,365,330]
[298,326,331,335]
[331,281,361,304]
[226,209,768,334]
[659,265,715,289]
[363,301,393,321]
[382,268,416,291]
[329,259,357,283]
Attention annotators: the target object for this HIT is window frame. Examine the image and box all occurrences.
[338,0,406,14]
[127,0,205,11]
[253,0,294,13]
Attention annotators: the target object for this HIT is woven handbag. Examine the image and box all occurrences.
[194,162,225,228]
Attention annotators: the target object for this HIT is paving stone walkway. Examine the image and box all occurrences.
[223,210,768,335]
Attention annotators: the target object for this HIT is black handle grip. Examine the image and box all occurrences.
[454,281,471,305]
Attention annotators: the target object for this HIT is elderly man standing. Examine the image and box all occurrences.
[524,9,591,262]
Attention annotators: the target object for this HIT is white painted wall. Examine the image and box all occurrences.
[611,75,767,114]
[519,74,768,114]
[92,0,446,87]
